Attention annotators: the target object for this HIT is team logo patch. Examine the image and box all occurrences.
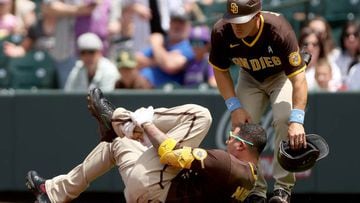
[192,148,207,160]
[230,2,239,14]
[192,148,207,168]
[288,51,301,66]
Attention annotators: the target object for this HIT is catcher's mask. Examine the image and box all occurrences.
[278,134,329,172]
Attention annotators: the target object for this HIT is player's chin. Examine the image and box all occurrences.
[234,33,248,39]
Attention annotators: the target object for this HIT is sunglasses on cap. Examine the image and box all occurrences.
[80,50,97,55]
[228,131,254,146]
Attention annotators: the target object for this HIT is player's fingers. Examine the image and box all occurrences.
[294,136,300,150]
[289,136,295,149]
[303,134,307,148]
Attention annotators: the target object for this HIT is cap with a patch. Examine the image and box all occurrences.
[116,49,137,69]
[223,0,261,24]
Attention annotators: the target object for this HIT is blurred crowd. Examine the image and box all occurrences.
[0,0,359,93]
[299,16,360,92]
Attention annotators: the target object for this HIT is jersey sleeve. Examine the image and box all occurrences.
[190,149,232,181]
[208,23,232,71]
[277,16,306,77]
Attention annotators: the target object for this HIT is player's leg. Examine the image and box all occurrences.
[26,88,146,202]
[26,141,118,202]
[111,104,212,202]
[112,103,212,148]
[267,74,294,203]
[236,70,269,202]
[153,104,212,146]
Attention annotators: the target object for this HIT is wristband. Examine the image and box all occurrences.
[225,97,242,112]
[289,109,305,124]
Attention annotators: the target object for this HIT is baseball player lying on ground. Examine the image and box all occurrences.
[26,88,267,203]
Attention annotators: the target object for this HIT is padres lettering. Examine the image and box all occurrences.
[232,56,282,71]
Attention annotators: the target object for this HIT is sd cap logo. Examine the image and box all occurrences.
[230,2,239,14]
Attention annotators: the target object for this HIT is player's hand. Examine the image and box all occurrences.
[130,106,154,127]
[288,122,306,150]
[122,121,136,138]
[230,108,252,130]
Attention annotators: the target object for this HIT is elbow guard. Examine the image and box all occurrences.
[158,138,207,169]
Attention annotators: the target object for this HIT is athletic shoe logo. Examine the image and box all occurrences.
[230,43,240,48]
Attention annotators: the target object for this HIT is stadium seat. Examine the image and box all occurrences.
[7,49,57,89]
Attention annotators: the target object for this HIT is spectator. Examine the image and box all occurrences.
[298,27,342,92]
[114,48,150,89]
[313,58,337,92]
[183,24,216,88]
[135,11,194,88]
[0,0,21,39]
[64,32,120,92]
[334,20,360,81]
[74,0,122,56]
[346,62,360,91]
[307,16,339,59]
[130,0,195,52]
[41,0,97,88]
[15,0,37,33]
[3,8,57,58]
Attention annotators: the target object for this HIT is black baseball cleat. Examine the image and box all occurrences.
[268,189,291,203]
[87,88,118,142]
[26,170,51,203]
[243,194,267,203]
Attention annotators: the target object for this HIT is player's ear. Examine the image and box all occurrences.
[236,141,247,151]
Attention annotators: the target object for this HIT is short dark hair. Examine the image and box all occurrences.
[237,123,267,155]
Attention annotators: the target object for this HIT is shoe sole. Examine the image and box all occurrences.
[87,94,112,127]
[25,171,38,195]
[87,92,118,142]
[87,94,99,118]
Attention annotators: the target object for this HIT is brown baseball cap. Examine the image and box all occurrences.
[223,0,262,24]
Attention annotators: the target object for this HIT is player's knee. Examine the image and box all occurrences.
[191,104,212,127]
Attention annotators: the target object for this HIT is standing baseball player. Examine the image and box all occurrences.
[208,0,308,202]
[26,88,267,203]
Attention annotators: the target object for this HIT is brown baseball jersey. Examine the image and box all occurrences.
[209,12,306,82]
[165,149,257,202]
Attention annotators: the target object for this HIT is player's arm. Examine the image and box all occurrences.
[289,71,307,112]
[141,122,168,149]
[142,122,206,169]
[130,107,206,169]
[288,71,308,150]
[213,68,252,127]
[213,68,236,99]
